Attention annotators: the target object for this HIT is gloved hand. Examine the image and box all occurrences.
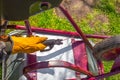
[0,35,63,54]
[11,36,48,54]
[0,36,48,63]
[11,36,63,53]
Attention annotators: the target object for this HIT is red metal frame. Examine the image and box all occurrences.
[7,25,110,39]
[24,20,33,36]
[59,6,93,51]
[7,24,120,80]
[23,60,94,77]
[71,39,88,79]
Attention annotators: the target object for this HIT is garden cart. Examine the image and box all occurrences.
[0,0,120,80]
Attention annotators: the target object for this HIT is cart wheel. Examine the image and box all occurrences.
[93,35,120,61]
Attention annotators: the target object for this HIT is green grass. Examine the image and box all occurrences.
[103,61,120,80]
[10,9,74,32]
[95,0,120,35]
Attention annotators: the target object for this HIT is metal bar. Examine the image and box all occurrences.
[72,39,88,79]
[24,20,32,36]
[23,60,94,78]
[7,25,110,39]
[85,34,110,39]
[59,6,93,50]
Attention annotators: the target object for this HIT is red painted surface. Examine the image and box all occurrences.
[7,25,110,39]
[23,60,94,78]
[72,39,88,79]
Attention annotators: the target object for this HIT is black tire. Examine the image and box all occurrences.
[93,35,120,61]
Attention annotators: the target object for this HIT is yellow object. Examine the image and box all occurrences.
[11,36,47,54]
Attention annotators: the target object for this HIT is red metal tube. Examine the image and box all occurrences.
[59,6,93,50]
[24,20,32,36]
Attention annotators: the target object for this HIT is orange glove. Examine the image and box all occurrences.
[11,36,48,54]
